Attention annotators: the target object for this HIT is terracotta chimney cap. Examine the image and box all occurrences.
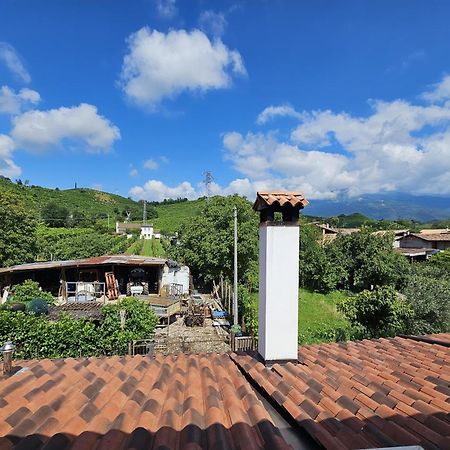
[253,192,309,212]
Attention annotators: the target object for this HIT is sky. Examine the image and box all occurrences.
[2,0,450,202]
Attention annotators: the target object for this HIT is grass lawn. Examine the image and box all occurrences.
[248,289,351,345]
[298,289,351,344]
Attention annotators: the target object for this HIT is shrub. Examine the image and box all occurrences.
[338,286,414,339]
[402,275,450,335]
[0,297,158,359]
[238,286,258,336]
[99,297,159,355]
[9,280,54,306]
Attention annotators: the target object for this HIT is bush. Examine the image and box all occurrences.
[338,286,414,339]
[238,286,258,335]
[98,297,159,355]
[9,280,54,306]
[402,274,450,335]
[0,297,158,359]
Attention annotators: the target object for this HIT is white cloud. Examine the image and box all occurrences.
[0,134,20,178]
[129,179,198,202]
[224,83,450,197]
[129,168,138,177]
[155,0,177,18]
[130,76,450,201]
[119,27,246,108]
[0,43,31,84]
[421,75,450,103]
[144,159,159,170]
[0,86,40,115]
[256,105,303,124]
[199,10,227,37]
[11,103,120,152]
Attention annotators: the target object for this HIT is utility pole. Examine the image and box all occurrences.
[143,200,147,225]
[233,206,238,325]
[107,214,110,229]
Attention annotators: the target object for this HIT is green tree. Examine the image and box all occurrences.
[168,195,258,284]
[0,191,37,267]
[338,286,414,338]
[334,230,409,291]
[42,202,69,227]
[402,264,450,334]
[299,224,347,292]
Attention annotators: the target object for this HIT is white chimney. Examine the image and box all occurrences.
[253,192,308,364]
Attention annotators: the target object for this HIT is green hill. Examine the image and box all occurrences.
[152,198,205,234]
[0,177,141,219]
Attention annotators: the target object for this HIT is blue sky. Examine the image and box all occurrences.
[2,0,450,201]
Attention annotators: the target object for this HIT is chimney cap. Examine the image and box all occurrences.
[0,342,15,354]
[253,192,309,212]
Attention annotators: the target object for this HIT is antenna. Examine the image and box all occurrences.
[203,171,214,199]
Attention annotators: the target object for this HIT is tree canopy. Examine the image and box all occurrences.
[168,195,258,284]
[0,191,37,267]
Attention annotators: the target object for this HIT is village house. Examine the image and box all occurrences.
[314,223,360,244]
[116,222,161,240]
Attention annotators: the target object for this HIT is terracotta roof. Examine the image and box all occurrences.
[253,192,309,211]
[410,233,450,242]
[48,303,103,321]
[0,353,290,450]
[0,255,167,274]
[232,336,450,450]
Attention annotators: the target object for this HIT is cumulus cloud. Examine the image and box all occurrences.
[199,10,227,37]
[421,75,450,103]
[155,0,177,18]
[144,159,159,170]
[256,105,303,124]
[0,86,40,115]
[130,75,450,202]
[222,75,450,198]
[0,43,31,84]
[11,103,120,152]
[0,134,20,178]
[129,179,198,202]
[119,27,246,108]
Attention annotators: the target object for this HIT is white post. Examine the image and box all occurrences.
[258,222,299,363]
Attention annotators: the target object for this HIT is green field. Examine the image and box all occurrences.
[152,199,204,234]
[141,238,166,257]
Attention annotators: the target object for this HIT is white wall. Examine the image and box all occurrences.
[161,265,190,294]
[140,225,153,240]
[258,224,299,362]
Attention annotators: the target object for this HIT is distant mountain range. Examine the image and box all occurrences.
[306,193,450,222]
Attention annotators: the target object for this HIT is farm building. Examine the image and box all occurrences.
[398,231,450,251]
[0,255,190,302]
